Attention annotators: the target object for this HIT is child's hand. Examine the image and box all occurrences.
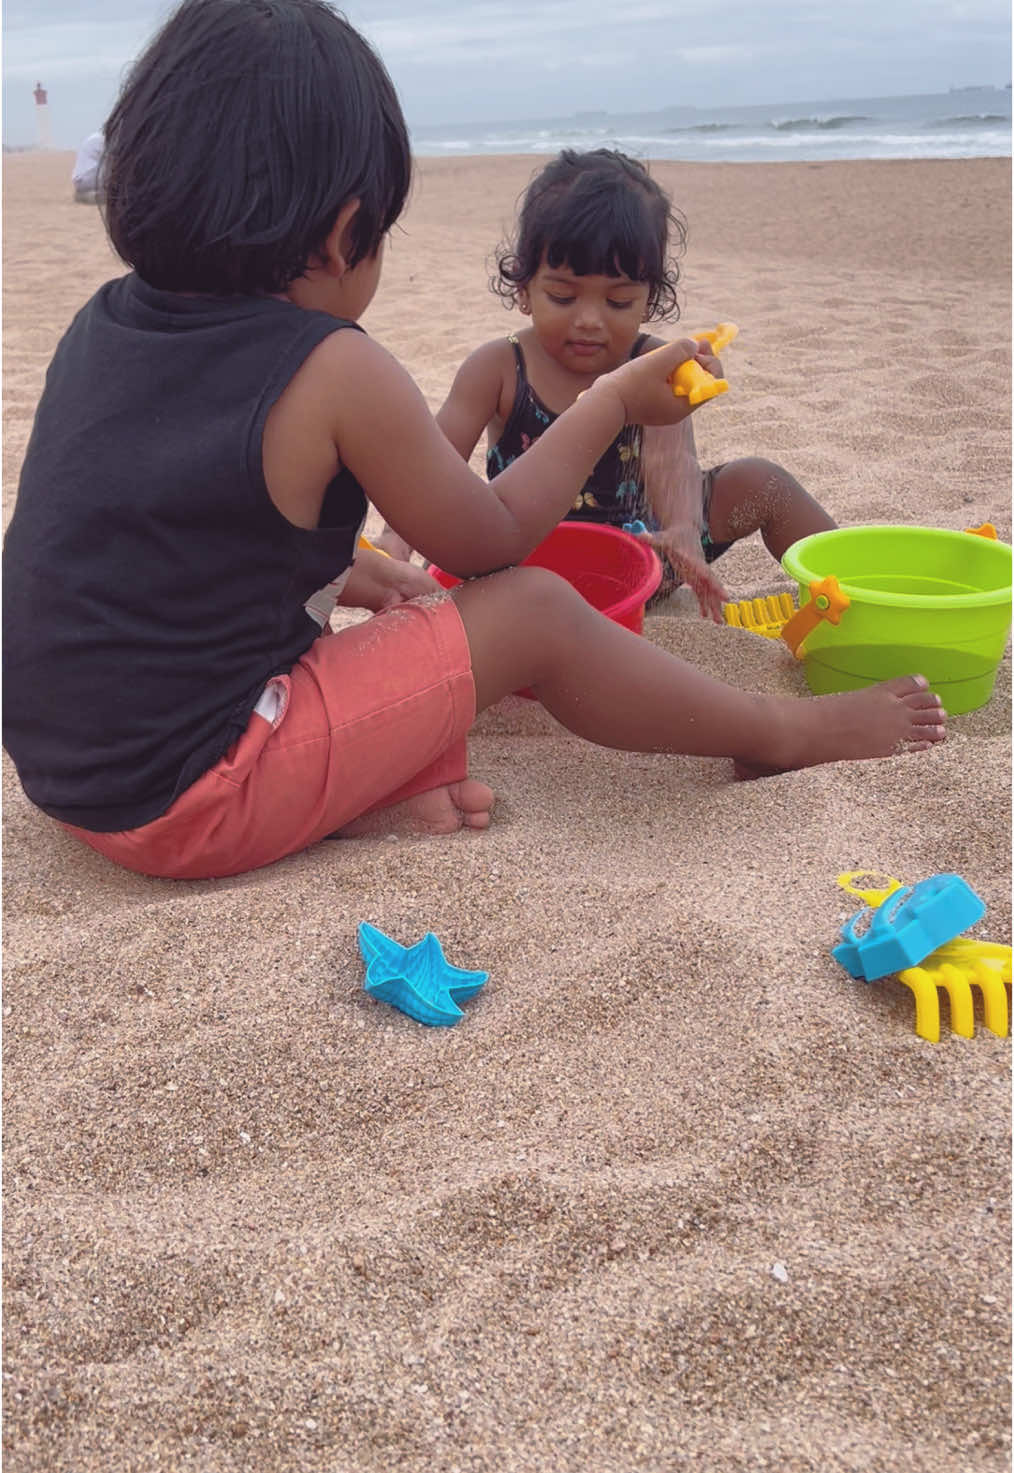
[339,547,436,613]
[601,337,703,427]
[635,524,728,623]
[693,339,723,381]
[372,556,437,610]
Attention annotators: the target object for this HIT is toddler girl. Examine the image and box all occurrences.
[379,148,836,620]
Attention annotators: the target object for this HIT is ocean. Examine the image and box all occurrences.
[409,87,1012,164]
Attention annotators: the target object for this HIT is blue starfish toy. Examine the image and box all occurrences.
[357,922,489,1026]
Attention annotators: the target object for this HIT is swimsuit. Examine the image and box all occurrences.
[486,335,734,588]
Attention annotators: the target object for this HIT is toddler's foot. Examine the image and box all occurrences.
[734,674,946,779]
[337,779,495,837]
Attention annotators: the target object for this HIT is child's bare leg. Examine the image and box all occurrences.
[708,457,836,560]
[453,568,946,773]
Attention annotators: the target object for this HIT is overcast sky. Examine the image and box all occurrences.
[3,0,1011,150]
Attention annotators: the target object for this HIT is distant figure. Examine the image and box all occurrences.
[34,81,52,150]
[72,131,105,204]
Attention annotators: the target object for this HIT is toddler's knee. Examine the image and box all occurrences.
[730,455,786,480]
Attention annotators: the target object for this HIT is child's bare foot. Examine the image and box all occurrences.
[734,674,946,779]
[337,779,495,837]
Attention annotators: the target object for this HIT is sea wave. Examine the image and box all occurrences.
[690,126,1012,155]
[665,122,738,134]
[409,91,1013,163]
[768,114,872,131]
[928,112,1011,127]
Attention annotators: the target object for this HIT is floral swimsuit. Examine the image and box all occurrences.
[485,335,733,586]
[486,335,648,526]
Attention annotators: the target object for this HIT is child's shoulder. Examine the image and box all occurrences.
[451,332,518,388]
[464,332,521,368]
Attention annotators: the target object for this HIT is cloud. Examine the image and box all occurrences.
[355,0,681,68]
[4,28,147,82]
[3,9,158,81]
[2,0,1010,148]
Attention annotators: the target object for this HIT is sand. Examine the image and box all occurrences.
[3,150,1011,1472]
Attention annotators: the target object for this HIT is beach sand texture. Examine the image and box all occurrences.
[3,151,1011,1471]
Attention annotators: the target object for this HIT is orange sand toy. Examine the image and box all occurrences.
[670,322,739,406]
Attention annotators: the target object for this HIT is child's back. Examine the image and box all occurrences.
[3,276,363,829]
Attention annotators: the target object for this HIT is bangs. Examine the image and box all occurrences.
[541,185,661,284]
[543,235,652,285]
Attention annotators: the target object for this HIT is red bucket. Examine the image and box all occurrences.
[430,522,662,698]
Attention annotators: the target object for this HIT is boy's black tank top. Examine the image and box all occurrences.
[486,334,648,523]
[2,274,368,832]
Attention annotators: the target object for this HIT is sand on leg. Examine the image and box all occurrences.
[451,566,946,772]
[707,456,836,560]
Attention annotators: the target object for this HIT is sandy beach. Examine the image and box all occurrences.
[3,149,1011,1471]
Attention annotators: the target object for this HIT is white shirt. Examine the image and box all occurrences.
[71,132,104,190]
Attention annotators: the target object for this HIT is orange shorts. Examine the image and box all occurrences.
[63,592,475,879]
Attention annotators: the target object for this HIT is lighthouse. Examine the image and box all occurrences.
[33,81,52,150]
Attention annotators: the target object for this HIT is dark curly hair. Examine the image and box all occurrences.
[492,149,686,322]
[101,0,411,295]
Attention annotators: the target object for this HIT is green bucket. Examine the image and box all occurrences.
[780,526,1013,715]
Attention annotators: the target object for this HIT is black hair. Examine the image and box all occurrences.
[101,0,411,295]
[493,149,686,322]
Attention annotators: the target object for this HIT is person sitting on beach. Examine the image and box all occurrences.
[1,0,947,883]
[377,148,836,620]
[71,130,105,204]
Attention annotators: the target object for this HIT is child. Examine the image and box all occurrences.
[0,0,946,883]
[377,148,836,621]
[71,129,105,205]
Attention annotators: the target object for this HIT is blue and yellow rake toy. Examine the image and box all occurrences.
[834,871,1011,1043]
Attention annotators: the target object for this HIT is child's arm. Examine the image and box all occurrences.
[263,330,702,580]
[637,419,727,623]
[376,340,508,560]
[435,340,508,461]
